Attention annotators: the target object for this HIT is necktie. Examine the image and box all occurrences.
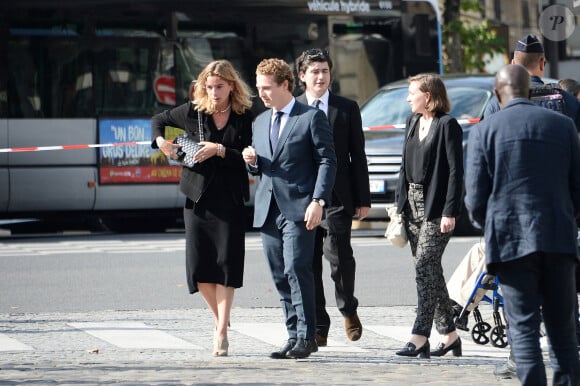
[270,111,283,151]
[313,99,321,109]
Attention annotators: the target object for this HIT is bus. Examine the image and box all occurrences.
[0,0,440,232]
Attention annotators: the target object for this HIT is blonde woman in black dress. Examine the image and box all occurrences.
[151,60,253,357]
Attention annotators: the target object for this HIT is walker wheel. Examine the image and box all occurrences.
[471,322,491,345]
[490,325,508,348]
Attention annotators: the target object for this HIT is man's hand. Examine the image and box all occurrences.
[242,146,257,165]
[355,206,371,220]
[441,216,456,233]
[304,201,323,230]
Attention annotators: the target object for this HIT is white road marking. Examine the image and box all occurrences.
[0,321,525,357]
[0,333,33,351]
[366,325,508,358]
[68,321,202,349]
[231,322,367,353]
[0,235,480,257]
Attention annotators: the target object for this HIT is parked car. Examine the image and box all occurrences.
[361,75,496,235]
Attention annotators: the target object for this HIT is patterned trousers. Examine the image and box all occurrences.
[404,185,456,337]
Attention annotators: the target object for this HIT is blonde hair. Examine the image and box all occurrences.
[408,73,450,113]
[192,60,253,115]
[256,58,295,93]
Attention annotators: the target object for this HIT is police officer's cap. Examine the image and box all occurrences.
[515,34,544,53]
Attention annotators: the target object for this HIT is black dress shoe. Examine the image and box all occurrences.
[270,339,296,359]
[395,340,430,358]
[286,338,318,359]
[430,337,462,357]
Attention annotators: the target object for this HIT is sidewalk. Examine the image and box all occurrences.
[0,306,530,385]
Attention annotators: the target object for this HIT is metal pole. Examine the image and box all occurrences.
[546,0,559,79]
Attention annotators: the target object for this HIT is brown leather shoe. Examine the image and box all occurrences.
[344,313,362,341]
[315,333,327,347]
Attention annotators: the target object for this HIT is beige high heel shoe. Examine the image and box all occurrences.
[212,330,218,355]
[214,336,228,357]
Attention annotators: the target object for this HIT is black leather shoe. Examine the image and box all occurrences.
[286,338,318,359]
[270,339,296,359]
[395,340,430,358]
[430,337,462,357]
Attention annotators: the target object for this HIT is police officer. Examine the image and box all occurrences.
[484,34,580,132]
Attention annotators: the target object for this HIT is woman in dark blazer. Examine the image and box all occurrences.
[151,60,253,357]
[394,73,464,359]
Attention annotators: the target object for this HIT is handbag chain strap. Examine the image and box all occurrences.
[198,110,205,142]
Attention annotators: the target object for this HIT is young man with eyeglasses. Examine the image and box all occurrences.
[295,49,371,346]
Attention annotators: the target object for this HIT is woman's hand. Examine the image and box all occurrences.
[158,138,181,159]
[194,141,217,162]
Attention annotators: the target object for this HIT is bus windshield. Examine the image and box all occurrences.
[0,0,441,229]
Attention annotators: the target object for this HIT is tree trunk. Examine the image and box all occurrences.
[444,0,463,73]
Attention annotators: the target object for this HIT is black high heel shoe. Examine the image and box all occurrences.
[395,340,430,358]
[430,337,462,357]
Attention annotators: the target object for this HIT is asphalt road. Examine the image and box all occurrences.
[0,228,481,313]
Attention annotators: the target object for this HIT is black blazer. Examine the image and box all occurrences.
[396,112,464,220]
[151,102,253,204]
[297,92,371,216]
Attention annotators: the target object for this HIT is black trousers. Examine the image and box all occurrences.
[312,204,358,336]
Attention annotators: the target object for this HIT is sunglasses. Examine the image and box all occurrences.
[304,49,329,58]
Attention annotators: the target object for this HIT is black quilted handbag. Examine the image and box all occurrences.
[174,110,204,168]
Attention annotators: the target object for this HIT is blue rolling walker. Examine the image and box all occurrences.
[458,272,508,348]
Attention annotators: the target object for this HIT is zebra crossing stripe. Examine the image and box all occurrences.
[0,333,33,351]
[68,322,203,349]
[231,322,367,353]
[365,325,508,358]
[2,321,518,355]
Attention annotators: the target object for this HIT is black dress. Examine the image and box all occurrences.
[184,117,244,294]
[150,103,253,295]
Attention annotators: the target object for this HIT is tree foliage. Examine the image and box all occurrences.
[443,0,506,73]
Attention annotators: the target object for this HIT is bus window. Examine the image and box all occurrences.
[7,37,44,118]
[0,0,441,229]
[176,33,252,104]
[95,37,173,116]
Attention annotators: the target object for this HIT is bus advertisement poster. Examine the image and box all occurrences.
[98,118,182,184]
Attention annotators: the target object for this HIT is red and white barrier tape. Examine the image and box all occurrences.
[1,117,483,151]
[363,118,481,131]
[0,141,151,153]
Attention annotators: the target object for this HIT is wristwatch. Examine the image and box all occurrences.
[312,198,326,207]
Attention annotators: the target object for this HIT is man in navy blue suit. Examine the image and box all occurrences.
[242,58,336,359]
[484,34,580,380]
[466,64,580,385]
